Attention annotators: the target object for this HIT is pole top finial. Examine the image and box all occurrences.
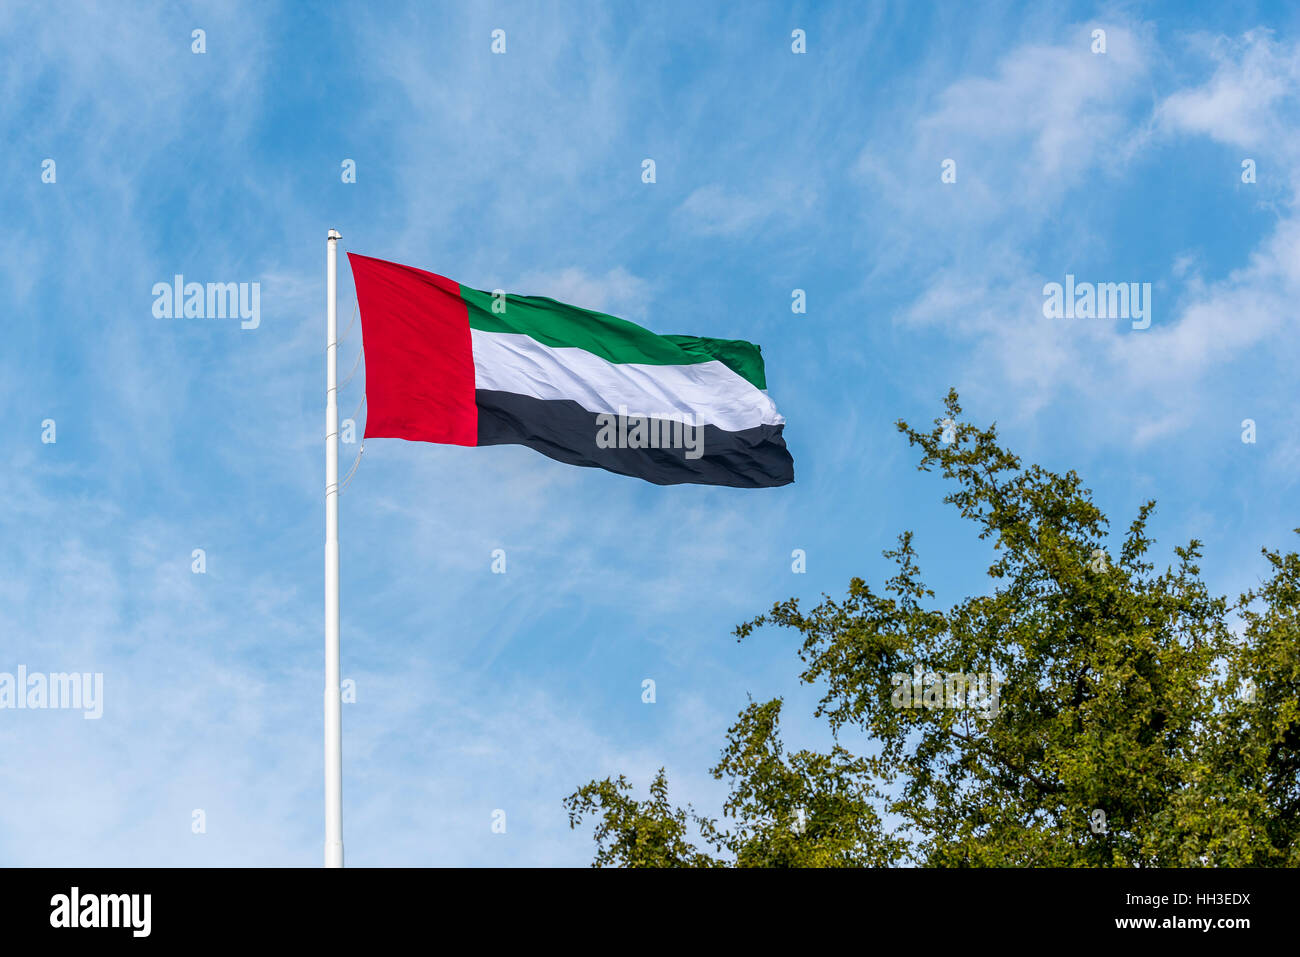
[327,229,342,241]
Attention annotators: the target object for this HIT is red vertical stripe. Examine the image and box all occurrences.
[348,253,478,446]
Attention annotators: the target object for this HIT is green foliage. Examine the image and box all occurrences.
[566,391,1300,866]
[563,770,722,868]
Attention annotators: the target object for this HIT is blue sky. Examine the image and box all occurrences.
[2,0,1298,865]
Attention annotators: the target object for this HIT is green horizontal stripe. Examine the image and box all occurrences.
[459,286,767,389]
[664,335,766,390]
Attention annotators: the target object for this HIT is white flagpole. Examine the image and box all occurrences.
[324,228,344,867]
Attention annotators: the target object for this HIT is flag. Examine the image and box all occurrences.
[348,253,794,488]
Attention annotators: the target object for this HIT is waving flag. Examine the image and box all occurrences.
[348,253,794,487]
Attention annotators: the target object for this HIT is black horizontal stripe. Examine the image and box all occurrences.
[474,390,794,488]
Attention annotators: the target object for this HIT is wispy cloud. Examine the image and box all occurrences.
[677,181,816,237]
[4,2,1298,867]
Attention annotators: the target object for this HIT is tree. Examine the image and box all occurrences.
[564,391,1300,866]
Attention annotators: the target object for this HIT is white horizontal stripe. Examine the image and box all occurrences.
[471,329,784,432]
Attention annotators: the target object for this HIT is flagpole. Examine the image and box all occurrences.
[324,228,344,868]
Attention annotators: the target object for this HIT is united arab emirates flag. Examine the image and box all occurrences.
[347,253,794,488]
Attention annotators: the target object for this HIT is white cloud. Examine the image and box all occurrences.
[1113,216,1300,382]
[511,266,652,318]
[1158,30,1300,149]
[677,182,816,237]
[857,20,1152,246]
[862,23,1300,443]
